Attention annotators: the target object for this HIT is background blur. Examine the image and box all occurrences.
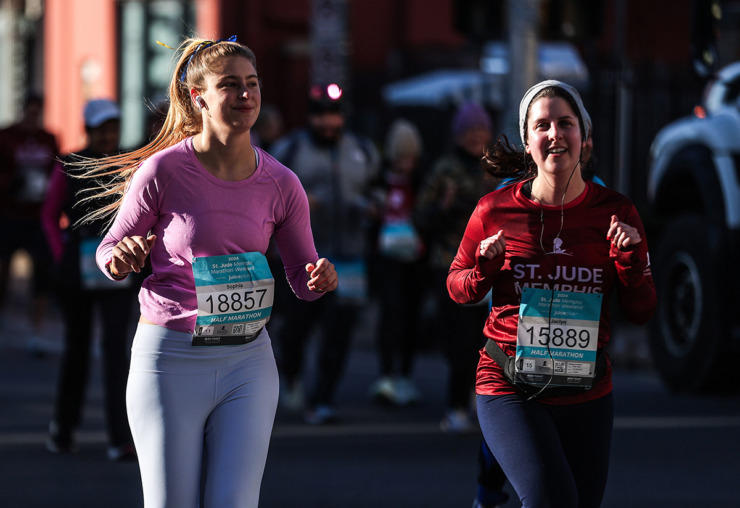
[0,0,733,211]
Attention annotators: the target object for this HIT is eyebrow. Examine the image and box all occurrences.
[219,74,259,81]
[533,115,576,124]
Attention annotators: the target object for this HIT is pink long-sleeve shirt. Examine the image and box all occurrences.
[97,137,322,334]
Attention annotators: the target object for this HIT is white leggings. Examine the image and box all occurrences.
[127,323,279,508]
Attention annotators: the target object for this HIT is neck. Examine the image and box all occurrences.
[194,131,256,181]
[530,170,586,206]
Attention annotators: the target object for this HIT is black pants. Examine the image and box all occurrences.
[275,289,359,407]
[52,288,136,447]
[375,256,425,377]
[433,270,488,410]
[478,393,614,508]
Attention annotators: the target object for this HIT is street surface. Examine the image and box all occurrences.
[1,255,739,507]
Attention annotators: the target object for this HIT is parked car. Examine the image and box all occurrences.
[646,61,740,392]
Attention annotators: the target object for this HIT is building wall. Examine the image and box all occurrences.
[36,0,734,158]
[44,0,117,153]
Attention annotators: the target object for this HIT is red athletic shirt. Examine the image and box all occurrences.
[447,179,656,404]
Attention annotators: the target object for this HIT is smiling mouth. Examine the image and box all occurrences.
[548,147,567,155]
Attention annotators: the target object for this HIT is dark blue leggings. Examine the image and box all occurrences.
[477,392,613,508]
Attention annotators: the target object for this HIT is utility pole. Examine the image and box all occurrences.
[310,0,348,89]
[507,0,540,141]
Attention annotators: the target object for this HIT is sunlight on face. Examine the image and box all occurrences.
[525,96,583,176]
[199,56,261,133]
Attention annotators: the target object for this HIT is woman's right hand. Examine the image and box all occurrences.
[110,235,157,275]
[479,229,506,260]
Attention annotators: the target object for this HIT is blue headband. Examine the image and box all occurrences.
[179,35,238,83]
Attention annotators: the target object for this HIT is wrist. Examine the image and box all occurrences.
[106,260,129,280]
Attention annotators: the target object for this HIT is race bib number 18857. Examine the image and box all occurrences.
[191,252,274,346]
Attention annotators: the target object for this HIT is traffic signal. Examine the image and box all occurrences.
[541,0,605,41]
[691,0,721,78]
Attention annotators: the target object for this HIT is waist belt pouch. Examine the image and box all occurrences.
[484,339,608,399]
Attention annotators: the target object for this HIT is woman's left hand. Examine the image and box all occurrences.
[306,258,338,293]
[607,215,642,250]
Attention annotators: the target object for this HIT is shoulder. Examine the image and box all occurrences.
[134,139,191,184]
[430,152,462,174]
[478,181,518,209]
[269,129,309,162]
[259,149,298,180]
[258,149,304,192]
[589,181,633,205]
[586,182,640,217]
[343,131,378,158]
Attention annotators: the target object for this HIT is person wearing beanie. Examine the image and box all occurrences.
[367,119,427,407]
[447,80,655,507]
[414,101,498,433]
[269,83,380,425]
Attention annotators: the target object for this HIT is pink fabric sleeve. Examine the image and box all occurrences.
[41,162,68,263]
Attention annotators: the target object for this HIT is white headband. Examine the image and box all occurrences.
[519,79,591,145]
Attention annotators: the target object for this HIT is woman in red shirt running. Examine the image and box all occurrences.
[447,80,656,507]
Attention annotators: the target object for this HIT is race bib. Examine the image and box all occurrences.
[515,287,602,390]
[333,258,368,304]
[192,252,274,346]
[80,238,132,290]
[378,220,422,261]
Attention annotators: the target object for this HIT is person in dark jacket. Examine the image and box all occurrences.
[42,99,137,460]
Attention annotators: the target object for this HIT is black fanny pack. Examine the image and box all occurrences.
[484,339,608,399]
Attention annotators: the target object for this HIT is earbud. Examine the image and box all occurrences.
[195,96,205,109]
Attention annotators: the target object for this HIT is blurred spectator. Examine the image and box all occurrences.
[0,93,59,356]
[253,103,284,152]
[270,83,380,424]
[144,99,169,143]
[41,99,137,461]
[414,101,497,432]
[367,119,427,407]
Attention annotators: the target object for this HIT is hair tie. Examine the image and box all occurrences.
[179,35,238,83]
[156,40,176,50]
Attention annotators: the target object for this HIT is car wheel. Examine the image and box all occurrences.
[648,213,738,392]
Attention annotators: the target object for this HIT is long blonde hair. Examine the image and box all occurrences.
[77,36,257,225]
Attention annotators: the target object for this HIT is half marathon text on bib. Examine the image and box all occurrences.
[192,252,274,346]
[515,287,601,389]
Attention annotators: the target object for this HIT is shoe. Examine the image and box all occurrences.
[27,335,55,358]
[440,409,478,434]
[394,377,420,406]
[279,381,305,412]
[304,404,338,425]
[107,442,137,462]
[368,376,397,405]
[472,490,509,508]
[46,421,76,454]
[368,376,420,407]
